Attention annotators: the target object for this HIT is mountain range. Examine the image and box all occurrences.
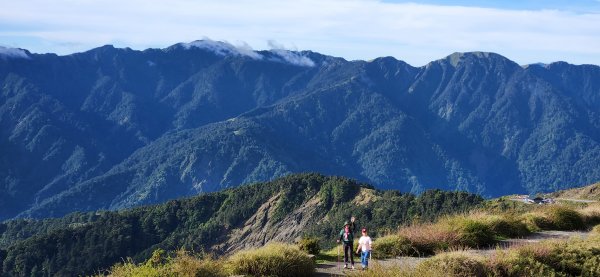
[1,41,599,220]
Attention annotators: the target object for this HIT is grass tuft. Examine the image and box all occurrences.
[372,235,413,258]
[546,206,586,231]
[228,243,314,277]
[416,251,487,277]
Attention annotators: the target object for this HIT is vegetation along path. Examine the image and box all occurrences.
[315,229,593,276]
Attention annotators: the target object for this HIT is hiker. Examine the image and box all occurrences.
[356,228,372,270]
[337,216,356,269]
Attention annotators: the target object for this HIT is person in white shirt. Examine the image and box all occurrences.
[355,228,372,270]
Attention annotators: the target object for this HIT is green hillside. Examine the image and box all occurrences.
[0,173,482,276]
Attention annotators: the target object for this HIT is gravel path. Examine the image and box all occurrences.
[314,230,590,276]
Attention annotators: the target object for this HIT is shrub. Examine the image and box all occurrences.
[399,224,461,256]
[416,252,487,277]
[507,238,600,276]
[521,212,555,232]
[485,215,531,238]
[582,256,600,277]
[170,249,227,277]
[228,243,314,277]
[443,217,496,248]
[593,225,600,234]
[297,236,320,255]
[372,235,413,258]
[542,240,600,276]
[546,206,585,231]
[100,249,227,277]
[581,204,600,227]
[106,258,171,277]
[487,253,558,277]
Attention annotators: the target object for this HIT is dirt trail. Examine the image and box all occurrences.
[314,230,590,276]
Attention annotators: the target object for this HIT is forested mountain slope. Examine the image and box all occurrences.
[0,173,482,276]
[1,42,599,219]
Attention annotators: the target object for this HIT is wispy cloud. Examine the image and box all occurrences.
[180,39,263,60]
[0,0,599,66]
[0,46,29,59]
[267,40,315,67]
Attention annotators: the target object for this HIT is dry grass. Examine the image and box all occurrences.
[170,249,227,277]
[548,182,600,201]
[372,235,412,258]
[594,224,600,234]
[580,203,600,226]
[520,211,555,232]
[416,251,487,277]
[100,249,228,277]
[228,243,314,277]
[347,260,447,277]
[397,223,461,255]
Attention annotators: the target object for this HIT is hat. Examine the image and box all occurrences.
[361,228,367,232]
[344,221,350,226]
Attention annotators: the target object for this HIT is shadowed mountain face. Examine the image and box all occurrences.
[1,43,599,219]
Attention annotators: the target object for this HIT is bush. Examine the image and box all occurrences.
[546,206,585,231]
[297,236,320,255]
[593,225,600,234]
[485,215,531,238]
[544,240,600,276]
[228,243,314,277]
[416,252,487,277]
[581,204,600,227]
[507,238,600,276]
[582,256,600,277]
[487,253,558,277]
[170,249,227,277]
[100,249,227,277]
[106,258,171,277]
[372,235,413,258]
[443,217,496,248]
[398,224,461,256]
[521,212,555,232]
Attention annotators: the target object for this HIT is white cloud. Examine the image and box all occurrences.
[179,39,263,60]
[0,0,599,66]
[267,40,315,67]
[0,46,29,59]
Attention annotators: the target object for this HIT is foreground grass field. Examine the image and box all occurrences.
[371,202,600,258]
[350,228,600,277]
[349,202,600,277]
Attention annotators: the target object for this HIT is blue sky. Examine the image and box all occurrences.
[385,0,600,12]
[1,0,599,66]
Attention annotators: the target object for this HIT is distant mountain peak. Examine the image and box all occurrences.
[177,39,263,60]
[0,46,30,59]
[444,51,511,67]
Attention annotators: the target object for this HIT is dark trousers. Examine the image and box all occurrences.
[343,243,354,265]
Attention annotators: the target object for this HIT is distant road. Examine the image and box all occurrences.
[555,198,598,203]
[507,198,598,204]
